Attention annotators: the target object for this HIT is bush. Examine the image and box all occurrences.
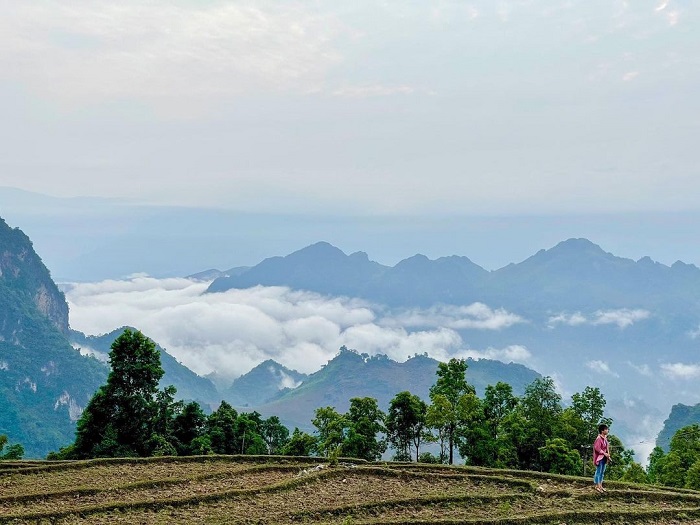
[418,452,441,464]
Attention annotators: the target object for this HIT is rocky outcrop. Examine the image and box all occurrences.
[0,217,69,335]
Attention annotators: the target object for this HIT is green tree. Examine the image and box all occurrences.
[208,401,238,454]
[234,413,267,455]
[72,329,168,458]
[172,401,207,455]
[570,387,608,443]
[658,451,685,487]
[386,391,428,461]
[561,386,611,468]
[646,446,665,484]
[312,406,346,458]
[539,438,583,475]
[514,377,563,470]
[605,434,635,480]
[498,410,529,469]
[428,358,476,464]
[281,428,317,456]
[670,424,700,472]
[343,397,387,461]
[483,382,518,435]
[463,382,518,467]
[0,434,24,460]
[260,416,290,455]
[685,458,700,490]
[621,462,649,484]
[654,424,700,488]
[152,386,179,435]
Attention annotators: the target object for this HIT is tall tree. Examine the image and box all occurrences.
[172,401,207,455]
[509,377,562,470]
[233,413,267,455]
[72,329,167,458]
[343,397,387,461]
[464,382,519,467]
[312,406,346,457]
[386,391,428,461]
[208,401,238,454]
[428,358,476,464]
[260,416,290,455]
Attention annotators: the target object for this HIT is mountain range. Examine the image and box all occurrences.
[203,239,700,456]
[207,239,700,314]
[252,348,540,433]
[205,239,700,404]
[3,212,700,459]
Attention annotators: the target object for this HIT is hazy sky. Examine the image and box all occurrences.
[2,0,698,216]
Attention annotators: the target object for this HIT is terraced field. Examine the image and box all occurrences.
[1,456,700,524]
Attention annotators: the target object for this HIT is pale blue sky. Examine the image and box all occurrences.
[1,1,697,215]
[1,1,699,279]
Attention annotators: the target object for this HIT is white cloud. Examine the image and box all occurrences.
[548,309,650,329]
[460,345,532,364]
[269,366,303,390]
[387,303,525,330]
[0,2,343,109]
[627,361,652,377]
[661,362,700,380]
[592,309,650,328]
[71,343,109,363]
[66,277,531,381]
[586,360,619,377]
[547,312,587,327]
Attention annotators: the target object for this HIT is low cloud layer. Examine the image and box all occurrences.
[65,277,532,381]
[382,303,525,330]
[548,309,651,329]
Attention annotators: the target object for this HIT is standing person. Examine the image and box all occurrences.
[593,423,611,493]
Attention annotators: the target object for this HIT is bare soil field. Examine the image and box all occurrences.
[2,456,700,524]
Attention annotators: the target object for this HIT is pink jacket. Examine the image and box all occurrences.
[593,435,608,466]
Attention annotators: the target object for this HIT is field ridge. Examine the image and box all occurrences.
[1,455,699,524]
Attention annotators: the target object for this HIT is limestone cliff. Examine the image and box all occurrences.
[0,217,69,335]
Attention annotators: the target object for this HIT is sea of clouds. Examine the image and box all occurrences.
[64,275,693,464]
[64,276,532,381]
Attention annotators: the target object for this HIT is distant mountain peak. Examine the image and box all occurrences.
[551,237,606,254]
[290,241,345,258]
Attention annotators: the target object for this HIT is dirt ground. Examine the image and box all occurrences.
[1,457,699,525]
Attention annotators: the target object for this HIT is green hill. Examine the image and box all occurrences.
[256,348,540,432]
[0,217,106,457]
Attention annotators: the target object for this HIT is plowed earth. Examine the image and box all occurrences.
[1,456,699,524]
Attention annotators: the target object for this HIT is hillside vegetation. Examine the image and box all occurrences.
[1,456,700,524]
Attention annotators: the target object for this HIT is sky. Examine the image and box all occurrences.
[1,0,698,218]
[1,2,697,461]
